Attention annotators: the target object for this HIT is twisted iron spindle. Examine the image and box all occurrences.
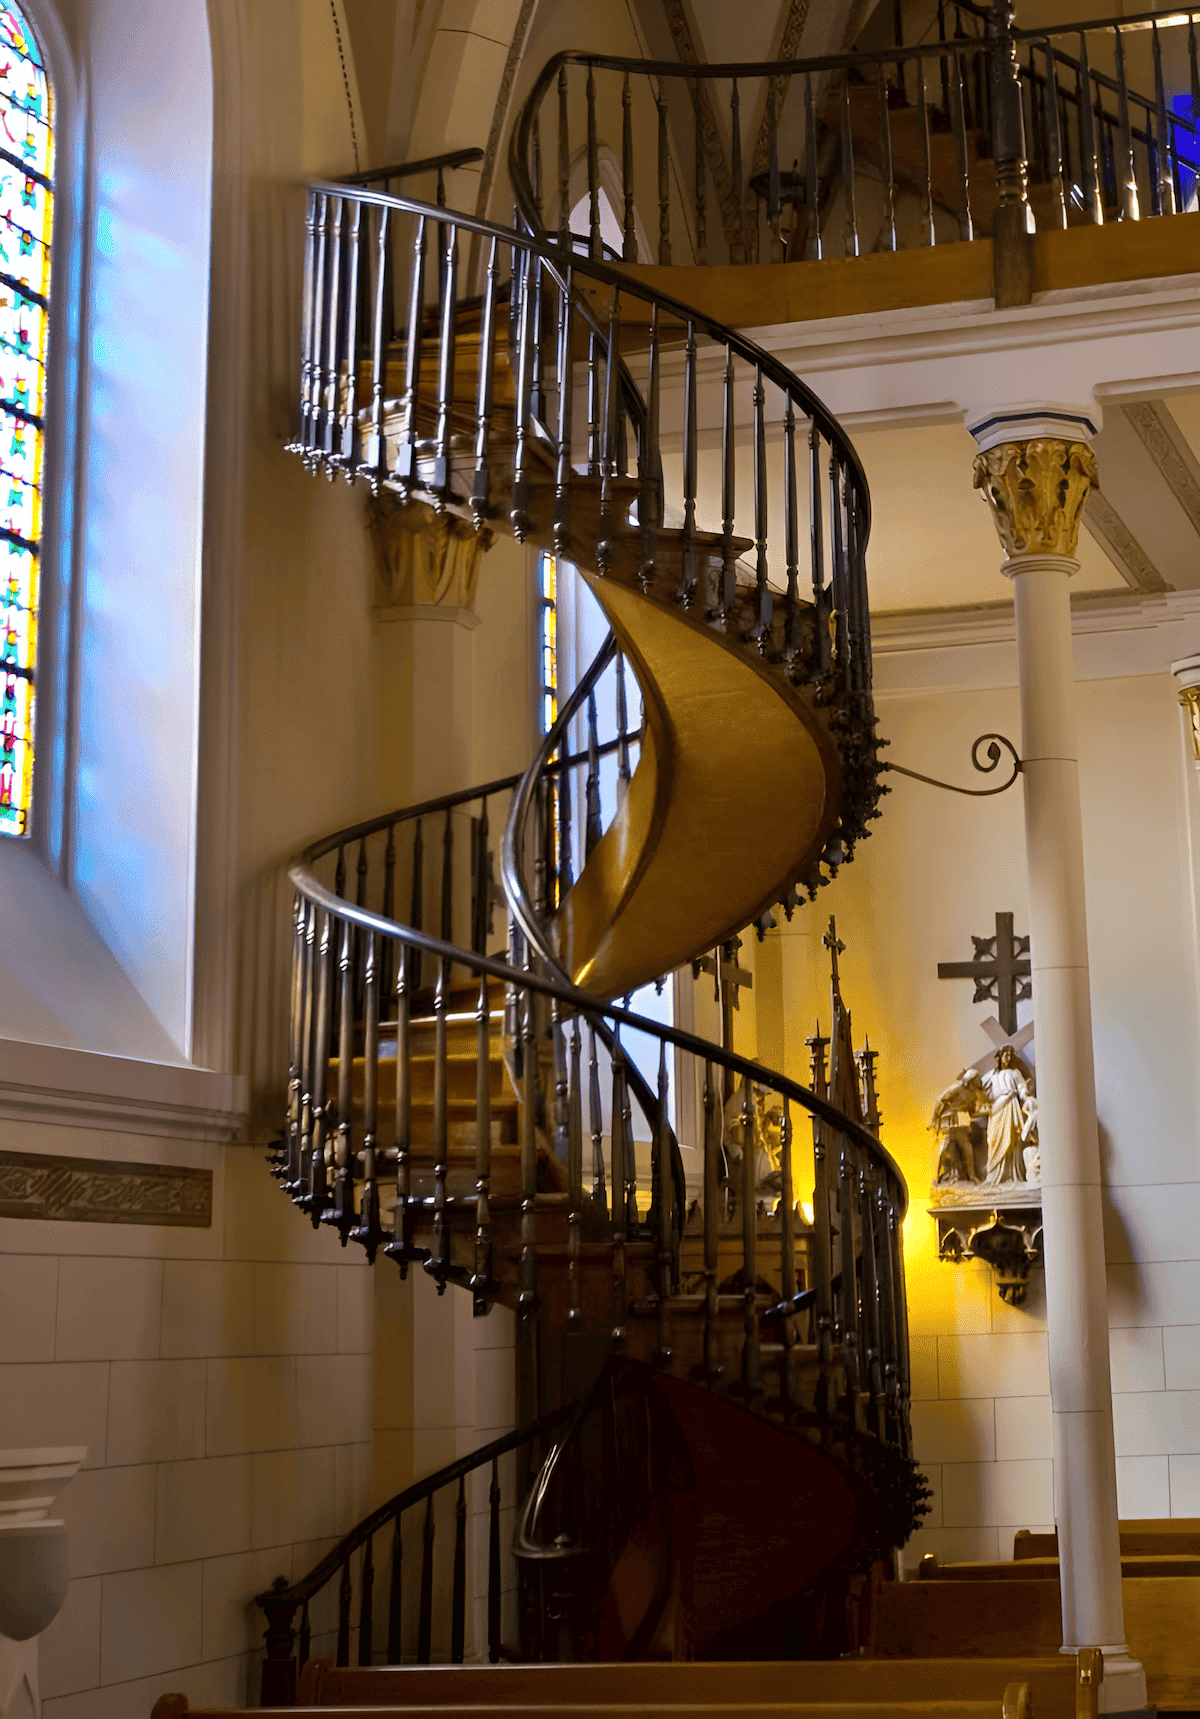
[417,1495,434,1663]
[451,1476,467,1663]
[396,216,427,488]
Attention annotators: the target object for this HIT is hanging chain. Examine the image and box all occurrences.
[329,0,361,175]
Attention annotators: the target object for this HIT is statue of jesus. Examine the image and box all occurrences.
[981,1045,1034,1185]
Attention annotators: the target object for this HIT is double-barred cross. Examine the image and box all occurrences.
[937,911,1031,1036]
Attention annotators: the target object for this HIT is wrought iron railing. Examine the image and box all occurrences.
[508,6,1200,274]
[255,1407,572,1703]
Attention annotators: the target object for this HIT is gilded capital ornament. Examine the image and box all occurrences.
[367,492,493,612]
[1180,687,1200,766]
[972,438,1098,559]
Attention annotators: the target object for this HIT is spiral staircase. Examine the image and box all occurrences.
[254,175,920,1696]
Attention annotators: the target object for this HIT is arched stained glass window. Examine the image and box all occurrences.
[0,1,51,837]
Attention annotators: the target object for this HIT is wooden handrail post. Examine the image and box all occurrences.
[989,0,1034,306]
[258,1576,298,1706]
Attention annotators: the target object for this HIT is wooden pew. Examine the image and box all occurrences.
[1014,1518,1200,1559]
[920,1550,1200,1580]
[871,1574,1200,1710]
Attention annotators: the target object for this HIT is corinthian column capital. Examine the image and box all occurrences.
[972,438,1098,559]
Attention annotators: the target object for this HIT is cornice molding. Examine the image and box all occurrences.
[0,1040,247,1146]
[873,586,1200,656]
[1121,400,1200,536]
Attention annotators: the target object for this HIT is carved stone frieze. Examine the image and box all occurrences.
[972,438,1098,559]
[0,1148,212,1227]
[367,492,493,613]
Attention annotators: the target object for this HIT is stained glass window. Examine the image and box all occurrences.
[0,2,51,837]
[538,552,558,736]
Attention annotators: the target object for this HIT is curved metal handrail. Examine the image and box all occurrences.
[287,855,908,1208]
[302,180,871,525]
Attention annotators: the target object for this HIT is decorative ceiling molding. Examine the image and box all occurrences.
[1083,490,1172,594]
[472,0,539,226]
[1121,400,1200,537]
[659,0,740,253]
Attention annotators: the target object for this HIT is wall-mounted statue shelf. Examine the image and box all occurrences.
[928,915,1041,1306]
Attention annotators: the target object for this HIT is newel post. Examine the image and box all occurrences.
[258,1577,298,1706]
[988,0,1034,306]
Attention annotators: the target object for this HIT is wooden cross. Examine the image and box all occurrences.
[937,911,1031,1036]
[823,917,845,986]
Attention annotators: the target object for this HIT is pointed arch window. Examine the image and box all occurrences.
[0,0,51,836]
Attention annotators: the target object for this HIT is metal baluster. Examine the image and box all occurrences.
[488,1457,502,1662]
[357,1534,374,1665]
[321,195,344,466]
[875,1184,901,1443]
[510,250,534,539]
[1191,15,1200,143]
[1078,36,1103,224]
[782,400,801,670]
[335,844,346,900]
[598,290,622,564]
[589,1020,607,1214]
[471,799,490,957]
[1041,38,1066,229]
[284,895,306,1188]
[417,1495,434,1663]
[751,366,771,647]
[718,347,736,627]
[350,931,381,1260]
[428,949,450,1289]
[610,1030,629,1346]
[471,968,493,1314]
[767,82,782,262]
[585,693,602,857]
[1153,23,1176,218]
[877,66,896,252]
[938,0,950,113]
[353,838,368,1023]
[387,1513,403,1664]
[917,59,935,245]
[620,71,636,260]
[558,65,571,248]
[297,190,319,458]
[838,1141,863,1422]
[840,74,858,258]
[410,813,423,983]
[554,269,574,557]
[470,235,500,531]
[657,79,672,264]
[810,424,829,678]
[615,652,631,796]
[805,74,821,259]
[642,302,663,596]
[396,216,427,488]
[950,47,974,240]
[331,921,355,1244]
[568,1018,584,1324]
[891,1190,913,1453]
[779,1096,796,1409]
[739,1074,759,1394]
[380,825,396,1001]
[529,251,546,429]
[829,451,848,676]
[451,1477,467,1663]
[683,319,699,609]
[299,1599,311,1671]
[857,1163,885,1437]
[338,197,363,470]
[845,471,869,695]
[655,1038,673,1367]
[295,904,317,1206]
[586,329,601,477]
[519,984,538,1322]
[384,926,412,1270]
[1113,28,1139,221]
[729,78,744,261]
[694,88,707,264]
[587,63,602,258]
[532,113,543,228]
[308,912,333,1228]
[702,1061,720,1379]
[336,1556,351,1666]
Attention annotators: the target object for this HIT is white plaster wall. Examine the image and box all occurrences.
[772,665,1200,1567]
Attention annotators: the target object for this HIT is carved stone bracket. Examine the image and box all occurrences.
[367,491,494,614]
[972,438,1098,559]
[930,1188,1043,1306]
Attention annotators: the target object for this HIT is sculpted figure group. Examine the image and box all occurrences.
[931,1045,1040,1187]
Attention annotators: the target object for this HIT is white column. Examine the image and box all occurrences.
[969,410,1147,1716]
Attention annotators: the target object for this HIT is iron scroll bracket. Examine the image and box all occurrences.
[883,733,1022,798]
